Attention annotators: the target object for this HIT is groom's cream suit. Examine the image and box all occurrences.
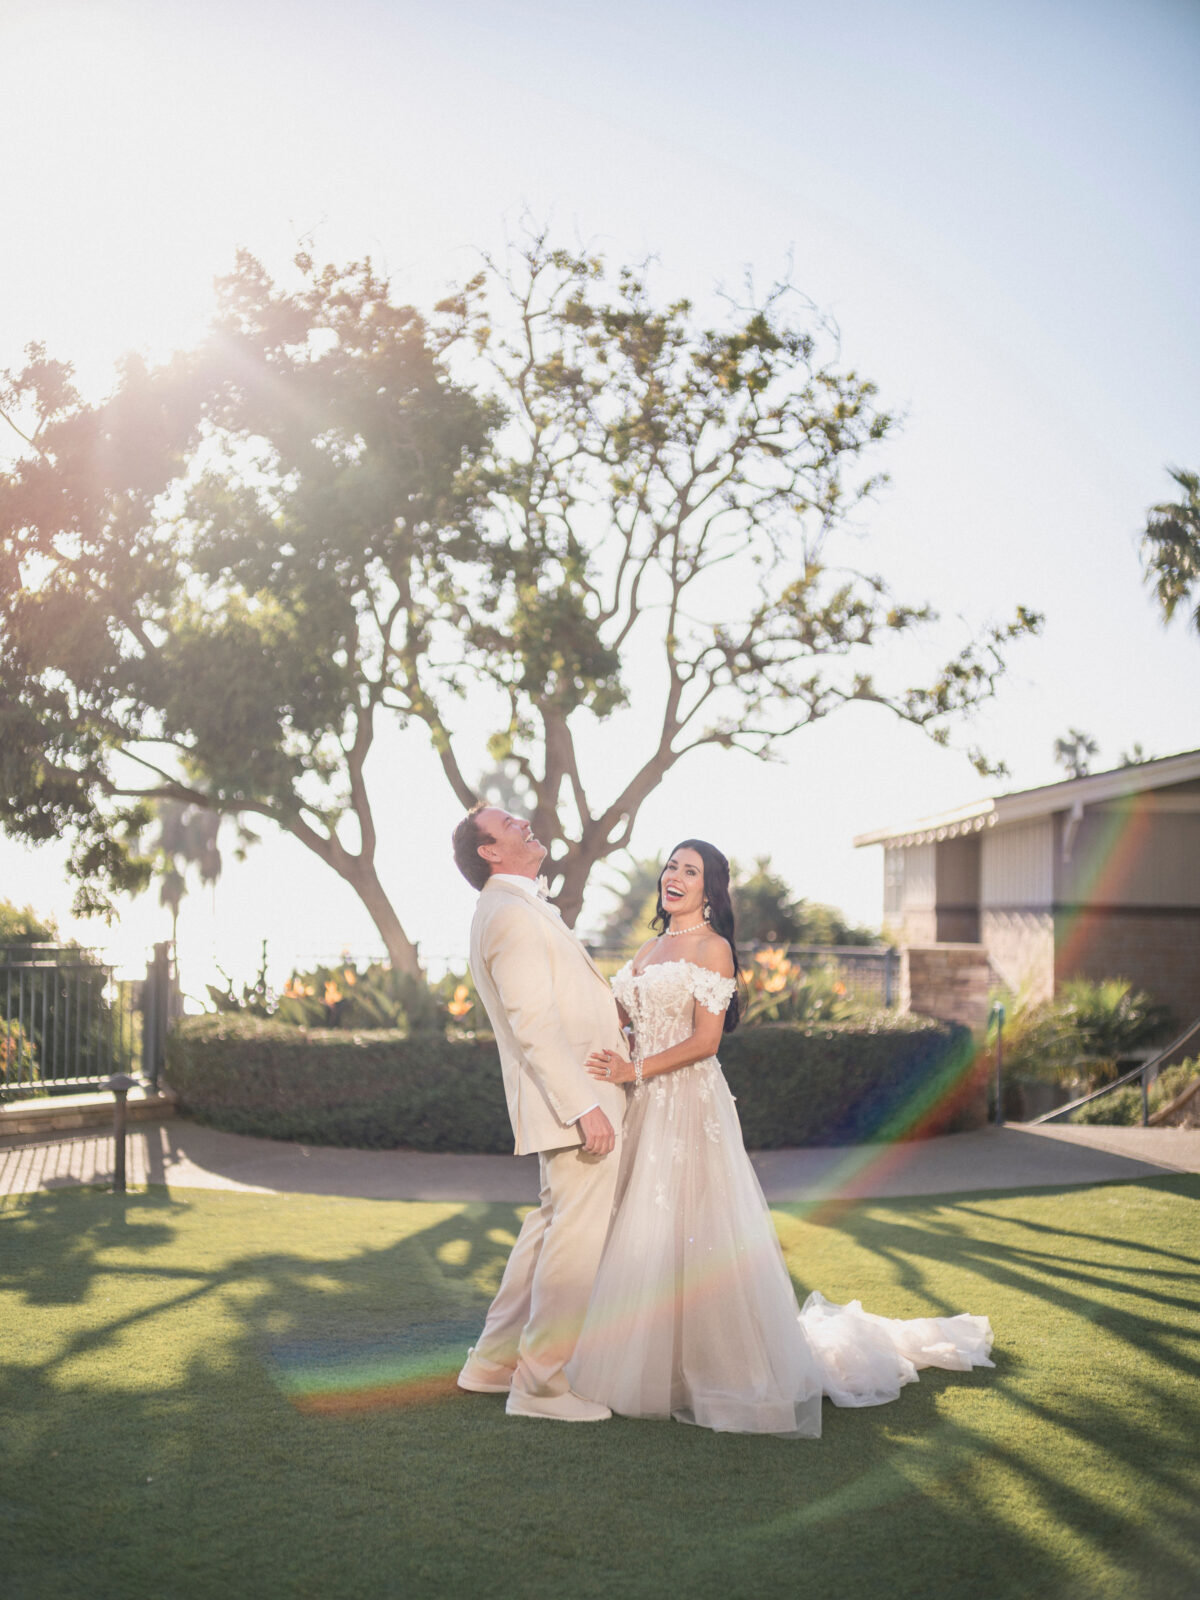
[459,876,627,1408]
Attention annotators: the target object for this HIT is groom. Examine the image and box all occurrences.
[451,803,628,1421]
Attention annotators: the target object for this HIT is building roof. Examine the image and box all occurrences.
[853,748,1200,849]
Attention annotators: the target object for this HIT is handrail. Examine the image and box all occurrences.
[1028,1013,1200,1125]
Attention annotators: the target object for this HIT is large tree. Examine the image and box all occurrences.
[0,256,492,971]
[1142,465,1200,635]
[409,233,1041,924]
[1,236,1040,954]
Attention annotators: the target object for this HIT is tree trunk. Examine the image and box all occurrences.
[553,841,605,931]
[342,857,422,976]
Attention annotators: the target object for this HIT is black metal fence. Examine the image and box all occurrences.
[769,944,900,1007]
[0,942,180,1098]
[584,942,900,1006]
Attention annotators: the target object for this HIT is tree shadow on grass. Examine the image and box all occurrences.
[774,1175,1200,1598]
[1,1180,1198,1600]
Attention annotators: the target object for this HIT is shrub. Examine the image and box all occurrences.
[1071,1060,1198,1126]
[205,956,472,1034]
[165,1011,980,1151]
[738,947,863,1027]
[0,1017,43,1103]
[166,1016,512,1152]
[990,978,1173,1090]
[720,1016,981,1146]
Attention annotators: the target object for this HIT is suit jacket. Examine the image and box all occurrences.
[469,877,627,1156]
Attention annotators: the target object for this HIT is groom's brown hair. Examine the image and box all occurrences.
[452,803,496,890]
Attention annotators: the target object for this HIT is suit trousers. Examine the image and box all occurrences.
[472,1136,623,1398]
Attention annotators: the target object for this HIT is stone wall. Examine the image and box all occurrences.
[900,943,992,1030]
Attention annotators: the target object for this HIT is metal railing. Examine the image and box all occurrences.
[770,944,900,1007]
[1027,1014,1200,1127]
[1,944,141,1095]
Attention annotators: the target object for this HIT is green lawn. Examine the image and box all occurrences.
[2,1176,1198,1600]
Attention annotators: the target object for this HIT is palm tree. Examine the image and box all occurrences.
[150,802,254,947]
[1143,466,1200,634]
[1053,729,1099,780]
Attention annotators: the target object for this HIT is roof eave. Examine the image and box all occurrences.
[853,746,1200,849]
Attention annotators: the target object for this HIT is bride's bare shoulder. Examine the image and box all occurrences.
[693,932,735,978]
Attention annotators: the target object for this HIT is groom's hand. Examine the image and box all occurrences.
[577,1106,616,1156]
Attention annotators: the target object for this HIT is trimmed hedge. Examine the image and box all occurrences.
[720,1016,982,1147]
[166,1011,983,1152]
[167,1017,514,1153]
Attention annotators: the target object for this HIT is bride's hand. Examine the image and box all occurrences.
[586,1048,634,1085]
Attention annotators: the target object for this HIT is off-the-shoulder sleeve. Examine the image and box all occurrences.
[688,964,737,1015]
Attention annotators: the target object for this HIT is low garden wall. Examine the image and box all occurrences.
[166,1012,983,1152]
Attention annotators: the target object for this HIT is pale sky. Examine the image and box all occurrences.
[2,0,1198,995]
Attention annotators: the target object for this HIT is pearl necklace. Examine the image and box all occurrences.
[663,921,705,937]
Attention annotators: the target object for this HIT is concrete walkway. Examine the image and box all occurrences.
[2,1116,1198,1203]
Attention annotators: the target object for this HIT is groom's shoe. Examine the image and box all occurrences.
[457,1347,514,1395]
[505,1387,612,1423]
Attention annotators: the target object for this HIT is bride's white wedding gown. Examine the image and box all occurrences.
[566,959,994,1436]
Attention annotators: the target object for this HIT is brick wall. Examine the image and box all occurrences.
[982,909,1055,1003]
[899,943,992,1130]
[1055,909,1200,1028]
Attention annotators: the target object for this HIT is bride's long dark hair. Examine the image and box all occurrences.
[652,838,743,1034]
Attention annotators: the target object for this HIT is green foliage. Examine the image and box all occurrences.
[0,260,493,967]
[0,900,57,945]
[205,955,475,1037]
[1052,728,1098,780]
[1142,464,1200,634]
[738,946,862,1026]
[166,1016,513,1152]
[1071,1059,1197,1126]
[595,853,877,953]
[0,1016,41,1101]
[2,234,1039,952]
[165,1011,978,1151]
[451,234,1040,923]
[733,856,876,945]
[991,977,1174,1089]
[0,899,130,1084]
[146,799,257,943]
[591,857,665,953]
[722,1017,983,1146]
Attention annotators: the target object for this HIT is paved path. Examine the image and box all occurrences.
[2,1117,1198,1203]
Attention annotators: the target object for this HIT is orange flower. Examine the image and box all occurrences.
[447,983,473,1018]
[324,980,343,1006]
[754,947,789,972]
[343,968,357,986]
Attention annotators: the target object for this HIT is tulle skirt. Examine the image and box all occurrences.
[566,1059,993,1436]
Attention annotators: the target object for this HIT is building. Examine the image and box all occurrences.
[855,749,1200,1027]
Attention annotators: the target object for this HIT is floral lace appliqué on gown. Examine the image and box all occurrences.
[566,958,994,1436]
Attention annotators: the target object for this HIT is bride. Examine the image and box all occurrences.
[566,838,994,1436]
